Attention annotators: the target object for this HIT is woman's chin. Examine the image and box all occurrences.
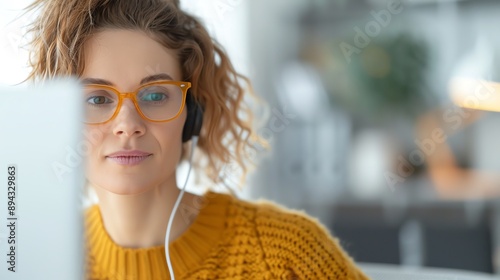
[91,179,154,195]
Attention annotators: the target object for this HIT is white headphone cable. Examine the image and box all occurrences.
[165,136,199,280]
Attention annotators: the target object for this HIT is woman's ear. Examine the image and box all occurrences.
[182,93,204,143]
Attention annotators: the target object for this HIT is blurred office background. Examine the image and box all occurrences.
[3,0,500,276]
[240,0,500,275]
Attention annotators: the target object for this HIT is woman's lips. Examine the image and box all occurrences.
[106,155,151,166]
[105,150,152,166]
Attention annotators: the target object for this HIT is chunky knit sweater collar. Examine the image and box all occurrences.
[85,190,231,279]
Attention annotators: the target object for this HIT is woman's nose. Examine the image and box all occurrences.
[112,99,146,137]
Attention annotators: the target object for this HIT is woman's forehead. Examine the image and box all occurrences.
[81,29,182,87]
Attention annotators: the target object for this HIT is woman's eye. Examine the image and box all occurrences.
[141,92,167,102]
[87,96,111,105]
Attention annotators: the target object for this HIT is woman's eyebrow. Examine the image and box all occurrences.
[80,73,175,86]
[81,78,113,86]
[140,73,174,84]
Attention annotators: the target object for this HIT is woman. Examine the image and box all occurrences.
[26,0,370,279]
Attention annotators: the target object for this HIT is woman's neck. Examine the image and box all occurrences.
[91,180,201,248]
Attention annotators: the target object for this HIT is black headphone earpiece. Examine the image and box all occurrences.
[182,92,203,143]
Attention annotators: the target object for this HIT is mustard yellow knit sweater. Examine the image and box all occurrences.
[85,191,370,280]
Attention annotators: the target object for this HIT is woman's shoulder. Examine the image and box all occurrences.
[226,193,343,257]
[229,193,332,235]
[225,193,370,279]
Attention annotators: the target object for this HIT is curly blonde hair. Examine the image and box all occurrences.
[25,0,267,189]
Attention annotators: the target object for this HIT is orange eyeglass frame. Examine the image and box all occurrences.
[83,80,192,125]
